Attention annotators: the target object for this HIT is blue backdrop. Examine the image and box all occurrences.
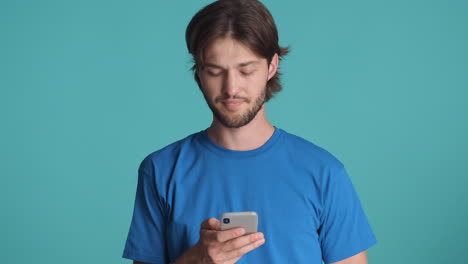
[1,0,467,263]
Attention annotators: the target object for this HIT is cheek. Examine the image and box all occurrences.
[199,79,220,99]
[199,76,216,91]
[205,84,221,97]
[249,76,268,92]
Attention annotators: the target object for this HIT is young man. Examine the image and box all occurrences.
[122,1,377,263]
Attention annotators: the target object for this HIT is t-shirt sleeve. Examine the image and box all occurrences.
[122,167,169,264]
[319,166,377,263]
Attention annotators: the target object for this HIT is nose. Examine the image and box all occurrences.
[223,70,240,97]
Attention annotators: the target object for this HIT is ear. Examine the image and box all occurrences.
[195,65,202,80]
[267,53,279,81]
[196,69,201,82]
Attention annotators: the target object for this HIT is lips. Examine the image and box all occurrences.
[223,100,243,105]
[221,100,244,110]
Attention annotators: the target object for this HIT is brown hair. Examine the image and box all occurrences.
[186,0,289,102]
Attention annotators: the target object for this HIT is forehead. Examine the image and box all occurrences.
[203,37,266,67]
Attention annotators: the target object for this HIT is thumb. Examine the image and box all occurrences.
[201,217,220,231]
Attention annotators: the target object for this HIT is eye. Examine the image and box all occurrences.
[241,71,254,76]
[206,70,222,77]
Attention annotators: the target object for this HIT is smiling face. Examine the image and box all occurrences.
[197,37,278,128]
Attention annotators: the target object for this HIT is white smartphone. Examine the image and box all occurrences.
[220,211,258,234]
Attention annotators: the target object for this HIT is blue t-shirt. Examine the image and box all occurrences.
[122,127,377,263]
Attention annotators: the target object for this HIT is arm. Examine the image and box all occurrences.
[327,250,368,264]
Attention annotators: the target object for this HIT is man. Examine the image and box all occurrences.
[122,0,377,263]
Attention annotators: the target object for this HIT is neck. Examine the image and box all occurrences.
[207,106,275,151]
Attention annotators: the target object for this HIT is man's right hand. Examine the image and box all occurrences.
[175,217,265,264]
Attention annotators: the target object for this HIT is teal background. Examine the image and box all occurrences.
[1,0,467,263]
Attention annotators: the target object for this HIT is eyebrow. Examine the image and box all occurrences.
[204,60,260,70]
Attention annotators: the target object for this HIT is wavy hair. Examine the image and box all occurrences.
[185,0,289,102]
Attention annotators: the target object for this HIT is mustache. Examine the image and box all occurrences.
[215,95,250,103]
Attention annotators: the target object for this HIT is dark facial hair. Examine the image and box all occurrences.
[203,88,266,128]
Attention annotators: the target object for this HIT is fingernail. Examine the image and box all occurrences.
[257,238,265,245]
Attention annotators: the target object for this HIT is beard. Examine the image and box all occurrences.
[203,88,266,128]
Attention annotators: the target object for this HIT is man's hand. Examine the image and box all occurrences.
[174,217,265,264]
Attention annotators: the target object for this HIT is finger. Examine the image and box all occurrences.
[222,235,266,261]
[206,227,246,244]
[201,218,220,230]
[220,232,264,252]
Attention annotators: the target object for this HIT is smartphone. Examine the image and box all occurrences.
[220,211,258,234]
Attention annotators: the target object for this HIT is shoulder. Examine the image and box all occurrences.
[138,130,203,175]
[279,128,344,169]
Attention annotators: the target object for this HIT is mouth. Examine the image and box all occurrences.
[221,100,244,111]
